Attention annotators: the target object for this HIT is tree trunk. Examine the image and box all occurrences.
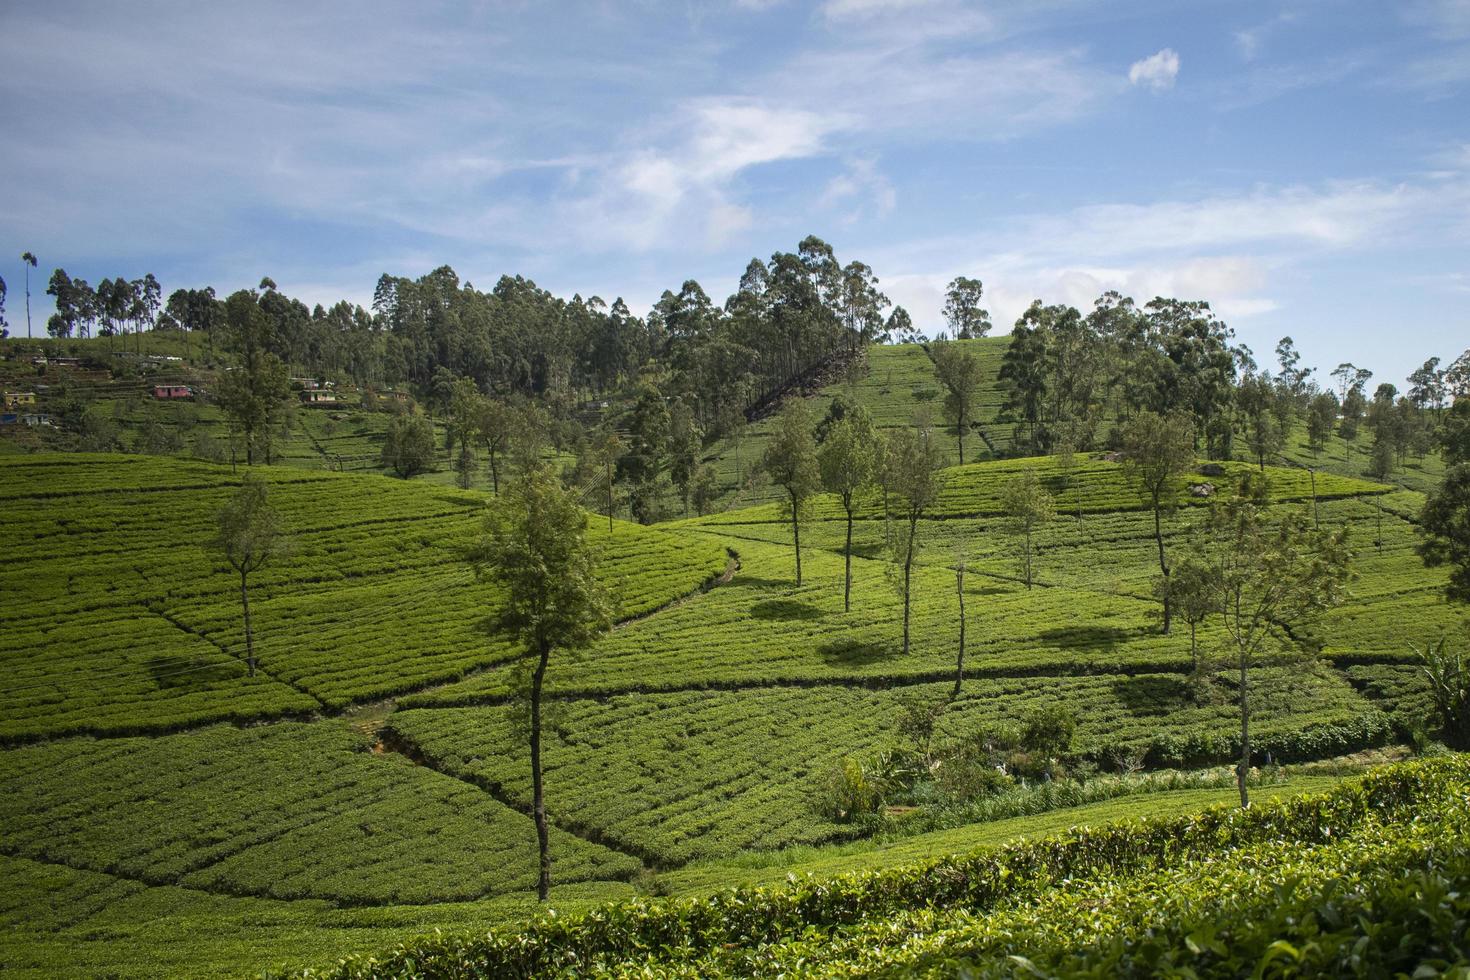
[843,502,854,612]
[240,569,255,678]
[953,562,966,698]
[902,514,917,655]
[531,640,552,900]
[489,446,500,494]
[1189,621,1198,674]
[790,489,803,586]
[1237,637,1251,809]
[1153,499,1171,634]
[957,416,965,465]
[1023,526,1033,589]
[606,460,614,532]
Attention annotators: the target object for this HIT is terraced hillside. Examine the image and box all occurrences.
[702,338,1011,508]
[1,451,1463,978]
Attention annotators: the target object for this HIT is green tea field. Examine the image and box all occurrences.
[2,441,1463,977]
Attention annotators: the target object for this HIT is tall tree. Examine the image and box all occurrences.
[20,251,37,338]
[210,473,288,678]
[381,414,437,478]
[1191,494,1351,807]
[1000,468,1055,589]
[1122,409,1195,633]
[216,290,291,465]
[446,379,481,488]
[930,340,984,465]
[1419,464,1470,604]
[476,397,514,493]
[594,428,624,530]
[953,556,968,698]
[818,405,879,610]
[887,419,942,655]
[1236,372,1283,470]
[468,465,612,901]
[1164,554,1221,676]
[667,396,703,515]
[763,398,820,585]
[942,276,991,340]
[1306,391,1339,458]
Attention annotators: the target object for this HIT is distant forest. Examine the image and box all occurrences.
[7,234,1468,486]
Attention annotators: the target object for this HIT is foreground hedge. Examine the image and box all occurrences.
[300,755,1469,979]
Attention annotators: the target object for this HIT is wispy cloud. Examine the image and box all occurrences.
[1128,48,1180,90]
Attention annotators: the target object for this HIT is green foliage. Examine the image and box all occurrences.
[379,413,436,478]
[1414,636,1470,749]
[1419,463,1470,602]
[0,454,726,739]
[471,465,612,660]
[301,757,1470,979]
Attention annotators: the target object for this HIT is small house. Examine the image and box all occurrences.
[3,391,37,409]
[290,377,321,391]
[300,390,338,406]
[152,384,192,400]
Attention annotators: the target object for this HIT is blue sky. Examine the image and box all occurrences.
[1,0,1466,385]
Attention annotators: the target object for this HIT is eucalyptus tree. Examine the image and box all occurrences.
[818,405,879,610]
[887,417,942,655]
[211,473,289,678]
[468,464,612,900]
[930,340,984,465]
[20,251,37,338]
[942,276,991,340]
[1190,494,1351,807]
[763,398,820,585]
[1122,409,1195,634]
[1001,468,1055,589]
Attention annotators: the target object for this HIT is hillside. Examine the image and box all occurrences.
[302,757,1470,978]
[3,447,1464,977]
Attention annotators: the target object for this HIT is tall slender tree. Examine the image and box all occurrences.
[1001,468,1055,589]
[887,418,942,655]
[763,398,820,585]
[1190,494,1351,807]
[211,473,288,678]
[468,465,612,900]
[20,251,37,339]
[931,340,984,465]
[1122,409,1195,633]
[818,405,878,610]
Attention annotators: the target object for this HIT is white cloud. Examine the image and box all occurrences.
[864,174,1470,336]
[1128,48,1180,91]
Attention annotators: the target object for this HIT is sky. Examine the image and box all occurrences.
[1,0,1467,386]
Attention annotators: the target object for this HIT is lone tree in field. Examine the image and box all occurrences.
[818,405,879,610]
[211,473,287,678]
[1122,409,1195,634]
[1001,468,1055,589]
[1419,464,1470,604]
[763,398,820,585]
[469,465,612,901]
[930,340,984,465]
[1163,553,1222,677]
[381,413,437,478]
[1191,493,1351,808]
[887,419,942,655]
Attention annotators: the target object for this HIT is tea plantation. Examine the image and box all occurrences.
[1,443,1465,978]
